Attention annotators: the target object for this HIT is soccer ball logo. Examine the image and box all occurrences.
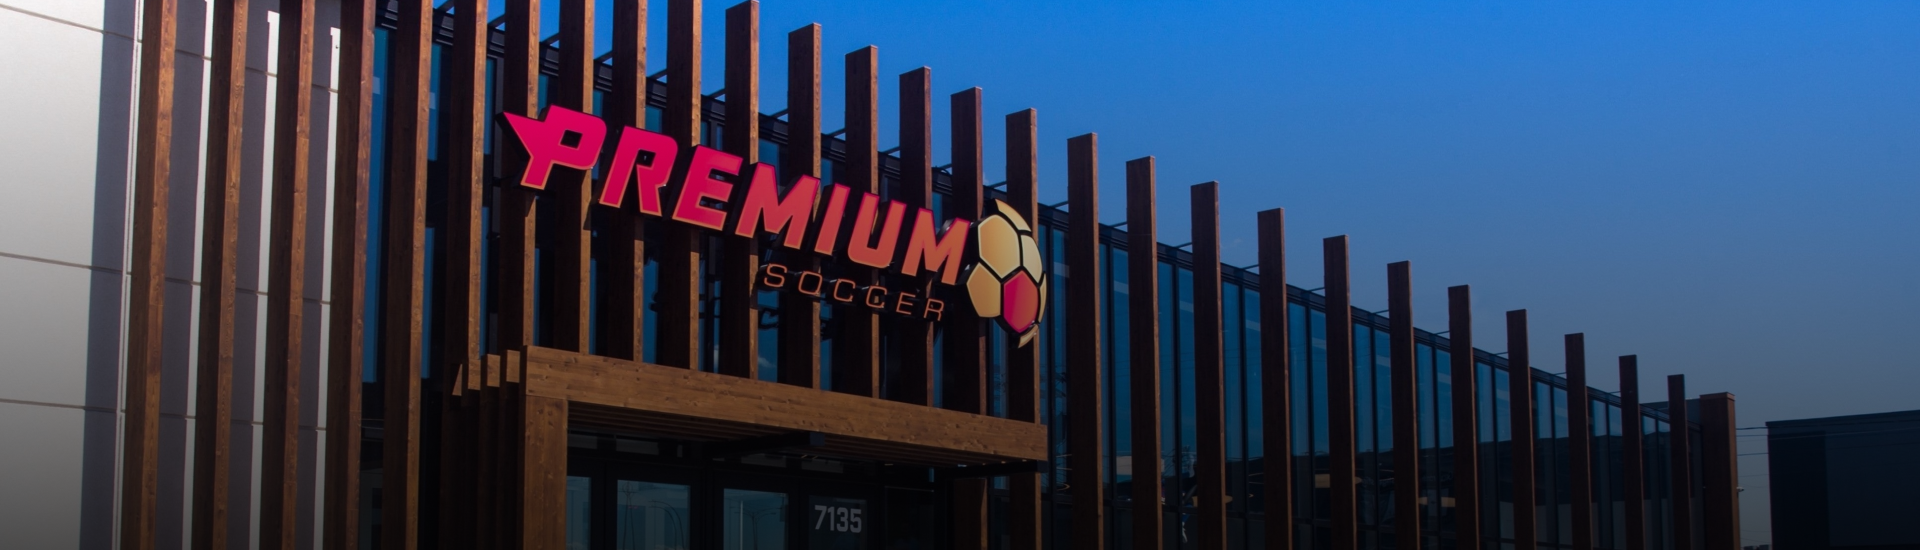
[965,200,1048,347]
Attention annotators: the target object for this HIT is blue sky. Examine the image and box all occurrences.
[514,0,1918,542]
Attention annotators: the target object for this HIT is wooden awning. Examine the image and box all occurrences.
[517,347,1047,467]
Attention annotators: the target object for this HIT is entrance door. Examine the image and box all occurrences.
[718,472,872,550]
[570,458,880,550]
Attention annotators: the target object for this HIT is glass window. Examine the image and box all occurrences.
[617,481,691,550]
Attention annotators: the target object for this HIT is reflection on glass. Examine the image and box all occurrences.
[567,476,592,550]
[617,481,690,550]
[724,489,788,550]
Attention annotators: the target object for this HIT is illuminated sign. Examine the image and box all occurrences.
[503,106,1043,345]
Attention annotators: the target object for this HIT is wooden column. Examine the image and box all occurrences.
[894,66,935,404]
[262,0,316,547]
[191,0,247,547]
[831,46,881,396]
[947,87,990,550]
[1005,109,1043,550]
[1387,262,1419,550]
[550,0,595,351]
[119,0,176,545]
[1127,158,1163,550]
[601,0,648,362]
[944,87,987,413]
[521,394,571,549]
[1669,375,1695,550]
[1507,310,1536,550]
[324,1,374,548]
[1448,286,1480,550]
[1699,393,1740,550]
[1258,209,1290,550]
[718,0,762,378]
[658,0,705,369]
[1621,356,1647,550]
[383,0,433,547]
[1324,236,1357,550]
[1192,182,1227,550]
[777,24,822,388]
[439,0,490,546]
[1065,133,1105,550]
[1568,334,1594,550]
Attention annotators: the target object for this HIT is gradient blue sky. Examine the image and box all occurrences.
[527,0,1918,542]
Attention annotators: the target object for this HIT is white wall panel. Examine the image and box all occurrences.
[0,257,115,409]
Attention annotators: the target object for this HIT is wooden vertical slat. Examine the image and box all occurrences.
[500,1,543,548]
[1127,157,1163,550]
[191,0,247,547]
[944,87,986,412]
[1669,375,1695,550]
[1449,286,1481,550]
[1388,262,1419,550]
[947,87,990,550]
[521,394,571,549]
[324,1,374,548]
[895,66,934,405]
[1191,182,1226,550]
[717,0,762,379]
[602,0,648,362]
[657,0,705,369]
[1621,356,1647,550]
[1699,393,1739,550]
[831,46,880,396]
[1568,334,1595,550]
[1004,108,1043,550]
[777,24,822,388]
[261,0,316,546]
[1508,309,1537,550]
[1258,209,1290,550]
[383,0,434,547]
[1324,236,1357,550]
[119,0,176,545]
[1065,133,1105,550]
[551,0,595,352]
[440,0,490,546]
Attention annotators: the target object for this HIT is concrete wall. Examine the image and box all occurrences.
[0,1,344,547]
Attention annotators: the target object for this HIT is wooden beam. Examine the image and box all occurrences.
[893,66,935,404]
[383,0,434,547]
[1669,374,1695,550]
[522,347,1048,460]
[1449,286,1481,550]
[1127,157,1163,550]
[1699,393,1740,550]
[119,0,176,545]
[943,87,986,413]
[1621,355,1647,550]
[832,45,882,396]
[1568,334,1594,550]
[1065,133,1104,550]
[601,0,648,361]
[1388,262,1419,550]
[657,0,706,369]
[718,0,762,379]
[499,0,540,352]
[324,1,374,548]
[1191,182,1226,550]
[1258,209,1290,550]
[1508,309,1537,550]
[1004,108,1042,550]
[191,0,247,547]
[1324,235,1357,550]
[946,86,990,550]
[261,0,316,547]
[777,24,822,388]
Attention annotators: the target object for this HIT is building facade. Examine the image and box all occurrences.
[1768,410,1920,550]
[0,0,1743,549]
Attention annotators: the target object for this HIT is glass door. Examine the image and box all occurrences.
[721,488,788,550]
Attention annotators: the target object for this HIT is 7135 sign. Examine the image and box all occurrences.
[812,504,862,534]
